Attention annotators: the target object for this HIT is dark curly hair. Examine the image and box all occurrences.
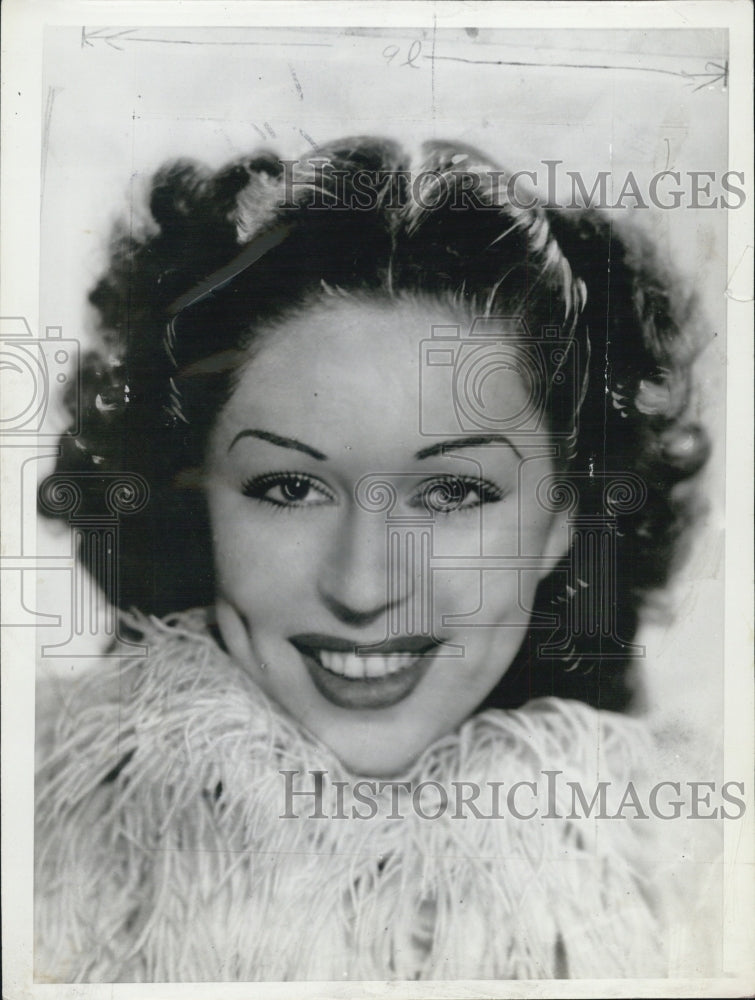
[41,136,710,713]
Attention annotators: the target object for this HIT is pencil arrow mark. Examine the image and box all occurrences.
[80,27,333,50]
[422,53,729,93]
[680,61,728,92]
[81,28,138,50]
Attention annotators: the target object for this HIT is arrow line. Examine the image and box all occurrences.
[81,28,332,50]
[422,53,729,91]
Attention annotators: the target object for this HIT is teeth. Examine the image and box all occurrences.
[317,650,422,679]
[364,657,385,679]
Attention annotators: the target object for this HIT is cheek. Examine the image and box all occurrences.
[431,568,536,634]
[429,497,557,630]
[207,488,318,609]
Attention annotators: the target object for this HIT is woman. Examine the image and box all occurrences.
[35,137,711,981]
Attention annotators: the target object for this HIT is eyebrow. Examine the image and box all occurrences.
[228,429,327,460]
[414,435,523,460]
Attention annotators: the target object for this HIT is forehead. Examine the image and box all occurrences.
[219,293,533,439]
[249,294,448,375]
[226,295,451,416]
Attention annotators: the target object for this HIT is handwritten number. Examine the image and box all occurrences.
[402,40,422,68]
[382,41,422,69]
[382,44,400,65]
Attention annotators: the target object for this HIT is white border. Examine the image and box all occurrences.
[2,2,752,998]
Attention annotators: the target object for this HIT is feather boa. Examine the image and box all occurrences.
[35,609,689,982]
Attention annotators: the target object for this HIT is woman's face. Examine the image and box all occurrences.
[205,295,567,776]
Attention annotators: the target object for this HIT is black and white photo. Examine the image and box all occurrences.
[1,2,753,995]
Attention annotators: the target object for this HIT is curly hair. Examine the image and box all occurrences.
[42,136,710,713]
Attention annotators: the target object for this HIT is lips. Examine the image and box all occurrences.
[290,634,438,709]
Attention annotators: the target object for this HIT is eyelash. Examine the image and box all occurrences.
[408,476,505,514]
[241,473,505,514]
[241,472,337,510]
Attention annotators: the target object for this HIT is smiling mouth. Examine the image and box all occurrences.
[290,634,438,709]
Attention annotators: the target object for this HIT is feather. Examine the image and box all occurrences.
[35,609,706,983]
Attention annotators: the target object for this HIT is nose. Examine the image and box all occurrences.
[318,506,410,628]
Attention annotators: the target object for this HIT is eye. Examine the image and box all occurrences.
[409,476,504,514]
[241,472,337,509]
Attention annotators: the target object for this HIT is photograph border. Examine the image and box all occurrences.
[2,2,753,997]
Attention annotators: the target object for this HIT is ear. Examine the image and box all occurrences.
[538,507,572,581]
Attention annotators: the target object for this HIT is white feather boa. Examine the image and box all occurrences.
[35,609,694,982]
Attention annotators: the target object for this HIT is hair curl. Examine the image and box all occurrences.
[43,136,710,713]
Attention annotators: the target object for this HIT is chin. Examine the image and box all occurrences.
[335,743,420,779]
